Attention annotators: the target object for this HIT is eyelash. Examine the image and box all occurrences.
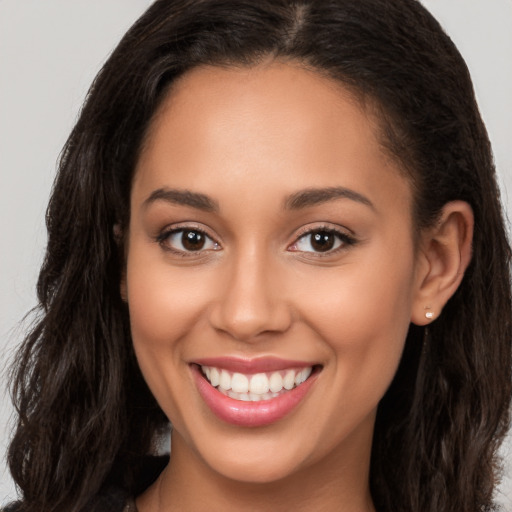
[156,224,357,257]
[289,225,357,257]
[156,225,220,257]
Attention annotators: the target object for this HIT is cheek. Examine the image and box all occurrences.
[295,246,416,399]
[124,245,214,416]
[126,248,210,347]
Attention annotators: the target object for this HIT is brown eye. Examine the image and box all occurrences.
[160,228,220,253]
[182,230,206,251]
[310,231,336,252]
[289,228,355,254]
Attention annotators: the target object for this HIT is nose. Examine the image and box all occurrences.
[208,251,292,342]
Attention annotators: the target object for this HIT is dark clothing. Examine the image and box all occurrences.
[2,456,167,512]
[85,486,134,512]
[2,492,134,512]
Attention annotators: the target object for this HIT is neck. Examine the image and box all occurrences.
[138,426,376,512]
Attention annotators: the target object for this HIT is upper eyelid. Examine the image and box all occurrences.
[159,223,220,241]
[292,222,355,239]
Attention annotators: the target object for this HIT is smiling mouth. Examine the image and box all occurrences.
[200,365,315,402]
[192,361,321,426]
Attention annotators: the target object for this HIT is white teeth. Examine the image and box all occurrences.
[219,369,231,390]
[231,372,249,393]
[269,372,283,393]
[228,390,251,401]
[295,367,312,385]
[283,370,295,390]
[201,365,314,401]
[209,367,220,387]
[249,373,269,394]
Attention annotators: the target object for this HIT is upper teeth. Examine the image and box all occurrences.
[201,366,313,395]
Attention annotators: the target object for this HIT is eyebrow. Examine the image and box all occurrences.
[143,188,219,212]
[284,186,375,211]
[143,185,374,213]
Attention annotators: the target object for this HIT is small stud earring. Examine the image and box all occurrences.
[425,307,434,320]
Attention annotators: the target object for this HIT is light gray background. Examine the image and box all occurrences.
[1,0,511,508]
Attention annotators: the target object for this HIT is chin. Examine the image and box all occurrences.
[205,450,306,484]
[175,425,315,485]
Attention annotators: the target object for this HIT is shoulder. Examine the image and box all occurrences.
[1,505,17,512]
[1,502,22,512]
[1,455,167,512]
[0,490,131,512]
[85,485,132,512]
[87,454,168,511]
[2,490,132,512]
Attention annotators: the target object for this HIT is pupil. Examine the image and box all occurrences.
[311,231,334,252]
[182,230,205,251]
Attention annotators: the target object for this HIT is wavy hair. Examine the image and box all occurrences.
[7,1,511,511]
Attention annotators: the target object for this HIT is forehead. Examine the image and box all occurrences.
[133,61,412,218]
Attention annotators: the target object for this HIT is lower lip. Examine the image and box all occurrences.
[191,365,318,427]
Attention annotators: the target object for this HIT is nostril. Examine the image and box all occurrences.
[208,307,292,342]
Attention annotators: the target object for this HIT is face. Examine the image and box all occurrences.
[125,62,422,484]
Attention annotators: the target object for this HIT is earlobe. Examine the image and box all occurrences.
[411,201,474,326]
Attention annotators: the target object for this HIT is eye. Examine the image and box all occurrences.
[289,228,355,254]
[159,228,220,254]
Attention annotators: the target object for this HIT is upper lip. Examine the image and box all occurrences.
[192,356,317,374]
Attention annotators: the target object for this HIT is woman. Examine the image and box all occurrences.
[5,0,511,511]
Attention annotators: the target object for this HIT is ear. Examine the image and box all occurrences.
[411,201,474,326]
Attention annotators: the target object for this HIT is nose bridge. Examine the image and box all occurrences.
[209,244,291,341]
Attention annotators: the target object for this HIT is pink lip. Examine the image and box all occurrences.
[193,356,313,374]
[191,364,318,428]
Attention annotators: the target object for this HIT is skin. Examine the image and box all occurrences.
[123,61,473,511]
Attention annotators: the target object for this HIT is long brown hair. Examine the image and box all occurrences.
[7,1,511,511]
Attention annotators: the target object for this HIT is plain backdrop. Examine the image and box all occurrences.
[1,0,511,508]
